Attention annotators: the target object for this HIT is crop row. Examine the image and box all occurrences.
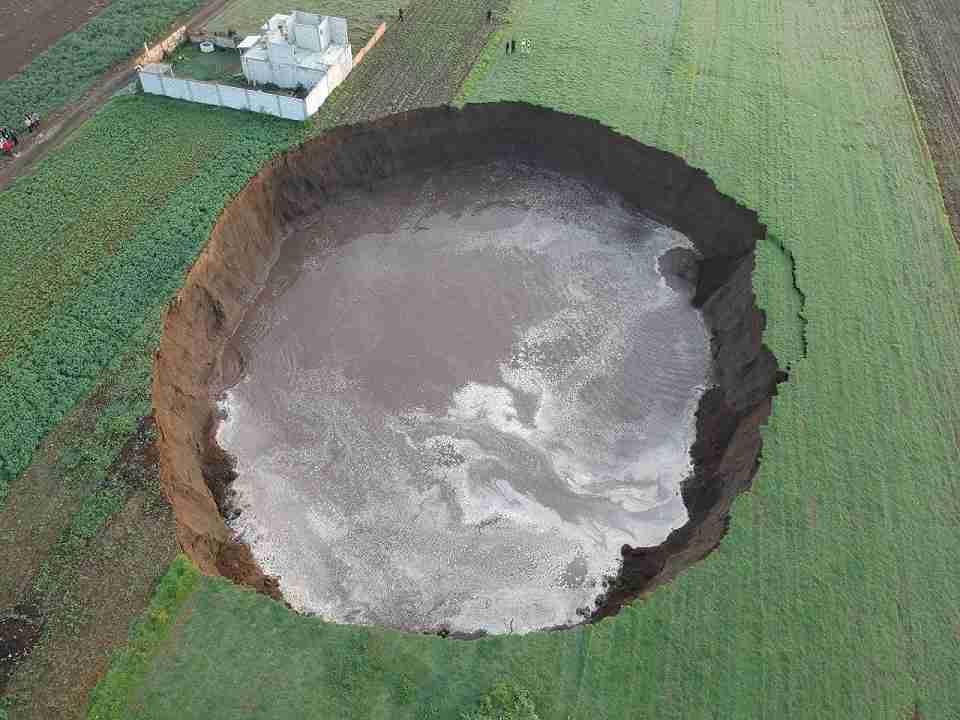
[0,95,307,497]
[0,0,201,129]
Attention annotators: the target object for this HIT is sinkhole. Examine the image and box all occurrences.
[153,102,783,636]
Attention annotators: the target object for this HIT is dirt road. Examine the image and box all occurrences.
[0,0,231,191]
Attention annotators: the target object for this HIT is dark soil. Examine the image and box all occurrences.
[153,102,783,626]
[0,615,41,687]
[0,0,111,81]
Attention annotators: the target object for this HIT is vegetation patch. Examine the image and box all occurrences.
[5,0,960,716]
[461,682,540,720]
[0,0,203,129]
[85,556,199,720]
[101,0,960,717]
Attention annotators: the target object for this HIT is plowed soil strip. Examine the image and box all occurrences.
[878,0,960,244]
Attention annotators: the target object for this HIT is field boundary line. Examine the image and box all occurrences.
[872,0,957,246]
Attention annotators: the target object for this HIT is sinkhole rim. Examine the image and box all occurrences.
[152,101,785,638]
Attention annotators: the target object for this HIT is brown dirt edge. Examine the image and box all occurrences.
[152,101,784,630]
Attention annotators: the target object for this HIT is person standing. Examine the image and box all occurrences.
[398,7,404,22]
[505,40,510,54]
[511,38,517,53]
[487,10,493,22]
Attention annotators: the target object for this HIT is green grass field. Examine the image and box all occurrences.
[87,0,960,717]
[170,45,243,84]
[0,1,505,716]
[2,0,959,717]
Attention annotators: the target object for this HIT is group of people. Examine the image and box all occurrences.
[0,126,17,155]
[0,113,39,156]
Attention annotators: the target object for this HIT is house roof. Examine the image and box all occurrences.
[237,34,261,50]
[298,44,348,71]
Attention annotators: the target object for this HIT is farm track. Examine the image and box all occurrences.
[0,1,510,717]
[0,0,233,192]
[877,0,960,245]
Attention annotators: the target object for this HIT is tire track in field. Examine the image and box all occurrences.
[317,0,510,128]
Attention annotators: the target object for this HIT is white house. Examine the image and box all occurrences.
[138,10,354,121]
[239,11,352,91]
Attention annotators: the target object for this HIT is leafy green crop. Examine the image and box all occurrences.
[0,0,202,129]
[87,0,960,719]
[461,683,540,720]
[0,95,306,498]
[0,0,505,504]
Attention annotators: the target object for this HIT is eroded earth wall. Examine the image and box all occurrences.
[152,102,781,620]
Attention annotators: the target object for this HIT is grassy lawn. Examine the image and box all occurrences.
[205,0,410,48]
[2,0,958,716]
[87,0,960,718]
[170,45,243,84]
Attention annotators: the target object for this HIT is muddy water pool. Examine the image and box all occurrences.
[216,161,711,633]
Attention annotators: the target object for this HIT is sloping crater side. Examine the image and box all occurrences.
[152,102,783,623]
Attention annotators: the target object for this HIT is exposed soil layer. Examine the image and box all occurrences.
[0,613,41,689]
[153,102,782,624]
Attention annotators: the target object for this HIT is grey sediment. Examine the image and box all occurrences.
[152,101,784,627]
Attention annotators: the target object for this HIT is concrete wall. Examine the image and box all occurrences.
[329,17,348,46]
[219,85,248,111]
[139,42,353,119]
[243,57,274,86]
[295,66,325,89]
[139,71,166,95]
[268,39,294,64]
[136,25,186,65]
[293,20,323,51]
[139,70,309,121]
[303,47,352,114]
[353,22,385,66]
[162,77,190,101]
[190,81,220,106]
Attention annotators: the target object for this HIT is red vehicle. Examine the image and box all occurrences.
[0,135,13,156]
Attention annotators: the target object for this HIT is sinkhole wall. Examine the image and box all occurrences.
[152,102,782,622]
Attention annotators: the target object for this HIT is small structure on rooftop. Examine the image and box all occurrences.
[239,11,351,90]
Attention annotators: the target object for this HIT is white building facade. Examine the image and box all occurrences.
[240,11,352,91]
[138,10,353,120]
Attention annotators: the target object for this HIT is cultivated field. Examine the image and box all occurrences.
[0,0,204,130]
[97,0,960,717]
[204,0,407,48]
[1,0,959,718]
[0,0,110,81]
[878,0,960,242]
